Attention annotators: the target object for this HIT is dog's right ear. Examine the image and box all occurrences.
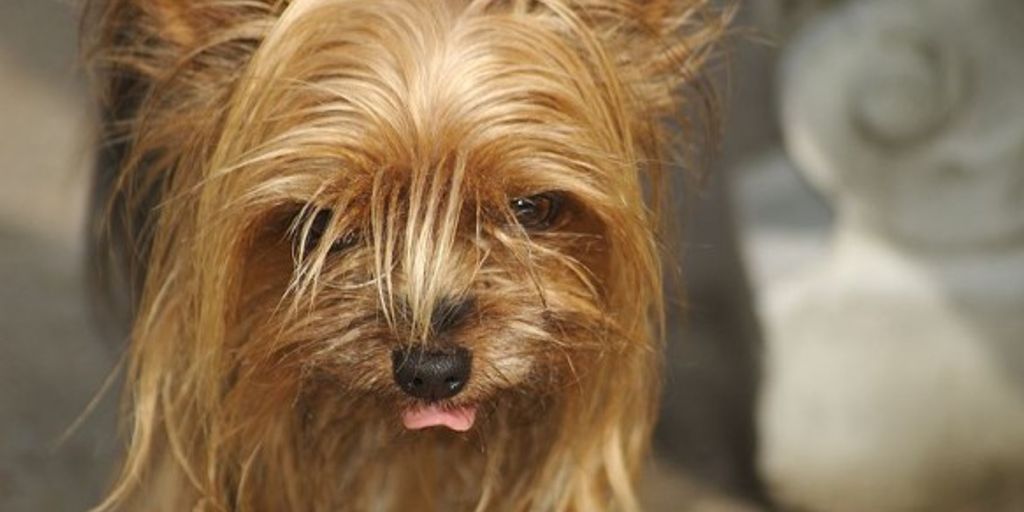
[137,0,202,49]
[84,0,286,79]
[84,0,289,326]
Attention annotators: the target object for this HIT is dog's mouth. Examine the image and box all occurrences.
[401,404,478,432]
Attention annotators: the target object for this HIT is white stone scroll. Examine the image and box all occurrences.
[757,0,1024,510]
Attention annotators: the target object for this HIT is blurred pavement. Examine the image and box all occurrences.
[0,1,119,510]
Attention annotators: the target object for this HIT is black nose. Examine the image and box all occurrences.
[392,347,472,401]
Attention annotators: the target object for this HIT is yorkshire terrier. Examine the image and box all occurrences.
[84,0,725,510]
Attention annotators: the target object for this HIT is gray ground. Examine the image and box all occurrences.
[0,1,120,510]
[0,1,810,510]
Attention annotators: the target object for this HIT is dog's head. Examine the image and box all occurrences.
[89,0,724,509]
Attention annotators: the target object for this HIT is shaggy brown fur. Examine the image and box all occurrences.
[83,0,727,510]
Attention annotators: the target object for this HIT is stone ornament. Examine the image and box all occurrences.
[758,0,1024,510]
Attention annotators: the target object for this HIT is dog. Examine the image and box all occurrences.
[84,0,725,509]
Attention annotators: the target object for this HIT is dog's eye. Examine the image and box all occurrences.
[295,209,359,256]
[509,193,563,230]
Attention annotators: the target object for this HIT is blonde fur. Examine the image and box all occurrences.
[84,0,727,510]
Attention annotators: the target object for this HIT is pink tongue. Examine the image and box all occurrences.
[402,404,477,432]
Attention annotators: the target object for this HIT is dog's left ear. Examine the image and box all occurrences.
[580,0,731,115]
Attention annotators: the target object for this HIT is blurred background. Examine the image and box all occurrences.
[2,0,1022,510]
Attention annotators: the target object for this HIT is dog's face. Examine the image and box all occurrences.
[90,0,723,508]
[212,0,664,435]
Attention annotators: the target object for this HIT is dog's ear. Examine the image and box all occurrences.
[84,0,285,75]
[84,0,287,319]
[141,0,203,48]
[579,0,731,116]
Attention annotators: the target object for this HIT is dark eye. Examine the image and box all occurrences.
[509,192,563,230]
[295,209,359,256]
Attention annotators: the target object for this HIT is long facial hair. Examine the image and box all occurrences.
[84,0,726,510]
